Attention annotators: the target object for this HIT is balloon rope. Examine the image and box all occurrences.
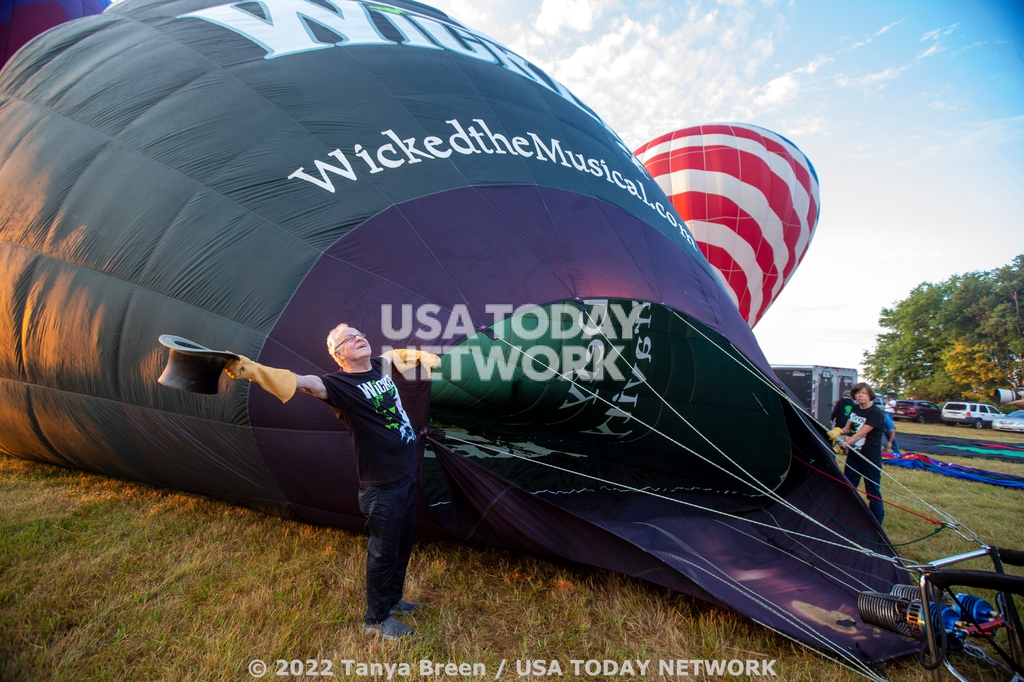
[841,444,979,544]
[713,517,876,592]
[440,433,888,681]
[643,534,887,680]
[666,309,965,528]
[805,482,947,547]
[443,433,903,565]
[482,330,898,564]
[666,310,983,547]
[793,455,943,525]
[565,307,923,557]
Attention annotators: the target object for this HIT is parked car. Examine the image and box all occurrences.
[893,400,942,424]
[993,410,1024,433]
[941,401,1002,429]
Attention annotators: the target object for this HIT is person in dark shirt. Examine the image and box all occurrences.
[225,324,438,640]
[838,382,886,524]
[881,412,899,455]
[831,390,856,428]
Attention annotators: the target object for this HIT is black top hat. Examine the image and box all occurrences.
[157,335,240,395]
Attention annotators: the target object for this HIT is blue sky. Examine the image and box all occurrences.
[431,0,1024,375]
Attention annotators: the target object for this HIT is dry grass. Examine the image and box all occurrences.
[2,448,1022,682]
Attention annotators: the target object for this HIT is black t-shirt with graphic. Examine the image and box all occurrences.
[845,404,885,456]
[831,398,856,427]
[321,357,417,486]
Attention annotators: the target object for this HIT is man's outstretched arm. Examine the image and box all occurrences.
[381,349,441,378]
[296,374,327,400]
[224,357,328,402]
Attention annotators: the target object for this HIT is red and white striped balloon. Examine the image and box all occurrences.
[635,124,820,327]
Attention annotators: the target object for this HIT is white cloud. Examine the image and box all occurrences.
[950,115,1024,147]
[794,55,832,74]
[896,144,942,167]
[919,24,957,46]
[831,16,947,92]
[779,116,826,137]
[872,19,902,37]
[844,19,902,52]
[432,0,496,31]
[913,86,969,112]
[477,1,822,147]
[951,40,990,57]
[895,116,1024,166]
[534,0,608,35]
[835,65,908,88]
[745,54,832,113]
[928,99,966,111]
[752,73,799,108]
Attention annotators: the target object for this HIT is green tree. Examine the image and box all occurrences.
[863,280,954,400]
[983,255,1024,386]
[863,255,1024,403]
[941,341,1005,403]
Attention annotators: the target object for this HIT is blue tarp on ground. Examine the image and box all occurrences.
[884,453,1024,489]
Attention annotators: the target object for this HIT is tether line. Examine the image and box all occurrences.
[666,309,982,547]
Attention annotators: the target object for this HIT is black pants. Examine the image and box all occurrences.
[358,474,417,624]
[843,446,884,524]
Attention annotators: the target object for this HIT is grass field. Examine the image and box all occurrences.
[2,440,1023,681]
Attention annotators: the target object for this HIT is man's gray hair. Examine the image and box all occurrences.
[326,322,351,358]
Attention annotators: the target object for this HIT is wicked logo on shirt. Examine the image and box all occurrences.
[357,375,397,400]
[356,374,415,444]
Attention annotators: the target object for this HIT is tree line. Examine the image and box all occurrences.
[864,254,1024,404]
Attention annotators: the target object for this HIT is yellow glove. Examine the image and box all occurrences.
[223,356,297,403]
[826,427,843,441]
[384,349,442,378]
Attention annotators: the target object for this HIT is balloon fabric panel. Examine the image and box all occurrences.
[1,0,111,68]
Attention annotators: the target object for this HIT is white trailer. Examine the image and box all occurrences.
[771,365,858,425]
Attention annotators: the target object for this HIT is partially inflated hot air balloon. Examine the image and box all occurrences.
[0,0,911,668]
[1,0,110,67]
[635,124,820,327]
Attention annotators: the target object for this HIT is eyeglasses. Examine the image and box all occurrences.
[334,332,365,352]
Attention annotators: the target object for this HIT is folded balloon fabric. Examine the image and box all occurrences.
[883,452,1024,489]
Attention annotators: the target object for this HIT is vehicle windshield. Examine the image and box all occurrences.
[945,403,966,410]
[1007,410,1024,419]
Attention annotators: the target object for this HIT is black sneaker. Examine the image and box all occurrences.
[390,599,422,616]
[363,616,413,640]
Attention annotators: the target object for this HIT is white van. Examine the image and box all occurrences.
[941,402,1002,429]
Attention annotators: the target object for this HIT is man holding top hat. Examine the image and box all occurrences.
[219,324,439,641]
